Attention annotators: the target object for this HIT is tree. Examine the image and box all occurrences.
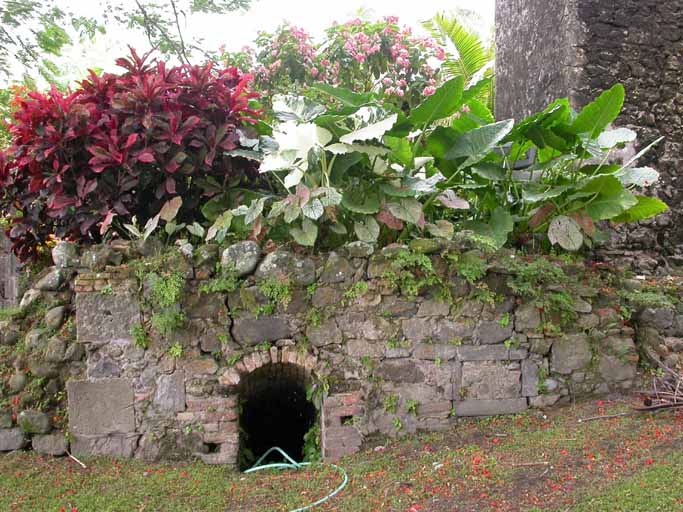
[105,0,253,66]
[0,0,254,83]
[0,1,102,82]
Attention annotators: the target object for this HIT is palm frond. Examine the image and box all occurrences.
[423,12,493,87]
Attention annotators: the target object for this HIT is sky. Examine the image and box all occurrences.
[47,0,494,85]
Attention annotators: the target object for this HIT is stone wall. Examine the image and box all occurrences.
[0,232,18,308]
[1,241,682,464]
[495,0,683,268]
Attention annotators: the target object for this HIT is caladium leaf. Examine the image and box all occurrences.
[302,199,324,220]
[159,196,182,222]
[376,209,404,230]
[426,219,454,239]
[342,189,381,214]
[387,198,423,225]
[143,214,160,240]
[354,216,380,242]
[326,143,390,158]
[339,114,398,144]
[528,203,556,229]
[437,190,470,209]
[548,215,583,251]
[272,95,325,122]
[186,222,205,238]
[290,218,318,246]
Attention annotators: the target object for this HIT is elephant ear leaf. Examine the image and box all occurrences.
[611,196,668,223]
[548,215,583,251]
[445,119,514,168]
[570,83,624,139]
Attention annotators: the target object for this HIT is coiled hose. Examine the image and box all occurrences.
[243,447,348,511]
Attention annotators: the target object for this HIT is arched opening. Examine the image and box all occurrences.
[239,362,317,470]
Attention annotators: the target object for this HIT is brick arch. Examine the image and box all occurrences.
[219,343,319,388]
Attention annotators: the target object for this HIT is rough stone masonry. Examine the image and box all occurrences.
[7,239,681,465]
[496,0,683,269]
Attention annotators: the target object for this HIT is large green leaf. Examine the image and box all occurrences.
[570,84,624,139]
[408,76,464,126]
[612,196,668,223]
[585,190,638,220]
[310,83,374,107]
[445,119,514,168]
[290,218,318,246]
[341,189,381,214]
[387,198,423,225]
[354,216,380,242]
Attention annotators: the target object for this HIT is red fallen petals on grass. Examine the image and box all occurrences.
[645,458,655,465]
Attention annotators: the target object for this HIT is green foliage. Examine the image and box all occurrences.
[258,277,292,309]
[383,250,443,298]
[383,394,399,414]
[199,271,240,294]
[302,422,321,463]
[498,313,510,328]
[449,251,488,284]
[343,281,369,302]
[130,324,149,349]
[619,289,674,310]
[168,342,183,359]
[423,12,494,110]
[406,399,419,416]
[100,284,113,296]
[507,258,569,298]
[305,308,322,327]
[148,272,186,309]
[226,353,242,367]
[151,310,186,338]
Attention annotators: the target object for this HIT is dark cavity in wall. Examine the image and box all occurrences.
[238,362,316,470]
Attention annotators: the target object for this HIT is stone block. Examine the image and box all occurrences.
[76,292,141,344]
[521,359,539,397]
[18,410,51,434]
[456,345,527,361]
[232,315,292,346]
[154,372,186,413]
[462,362,521,400]
[32,433,68,456]
[221,241,261,277]
[0,428,26,451]
[67,379,135,435]
[551,333,592,374]
[306,318,343,347]
[515,303,541,331]
[455,398,527,416]
[71,433,139,458]
[413,343,458,361]
[598,354,637,383]
[476,320,514,344]
[417,299,450,317]
[346,339,384,358]
[375,360,425,383]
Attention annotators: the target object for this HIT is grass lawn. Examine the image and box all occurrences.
[1,398,682,511]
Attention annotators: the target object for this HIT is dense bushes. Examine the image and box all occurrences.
[223,17,444,110]
[0,49,261,260]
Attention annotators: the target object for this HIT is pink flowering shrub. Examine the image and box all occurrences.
[222,17,444,110]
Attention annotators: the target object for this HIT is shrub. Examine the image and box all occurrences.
[223,17,444,110]
[0,48,261,260]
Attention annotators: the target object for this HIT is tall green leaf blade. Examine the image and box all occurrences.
[612,196,668,223]
[570,84,625,139]
[445,119,514,168]
[310,83,374,107]
[408,76,464,126]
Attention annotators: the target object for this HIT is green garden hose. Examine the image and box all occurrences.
[243,447,348,511]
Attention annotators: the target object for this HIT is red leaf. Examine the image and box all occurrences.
[528,203,556,229]
[99,210,115,235]
[136,149,155,163]
[376,209,404,230]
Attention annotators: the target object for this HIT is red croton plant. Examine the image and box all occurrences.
[0,49,261,260]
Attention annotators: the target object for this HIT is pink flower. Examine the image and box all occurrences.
[310,68,319,78]
[435,47,446,60]
[396,89,405,97]
[422,86,436,96]
[382,77,392,86]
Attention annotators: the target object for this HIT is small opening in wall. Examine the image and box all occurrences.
[204,442,220,454]
[340,415,354,425]
[239,362,317,470]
